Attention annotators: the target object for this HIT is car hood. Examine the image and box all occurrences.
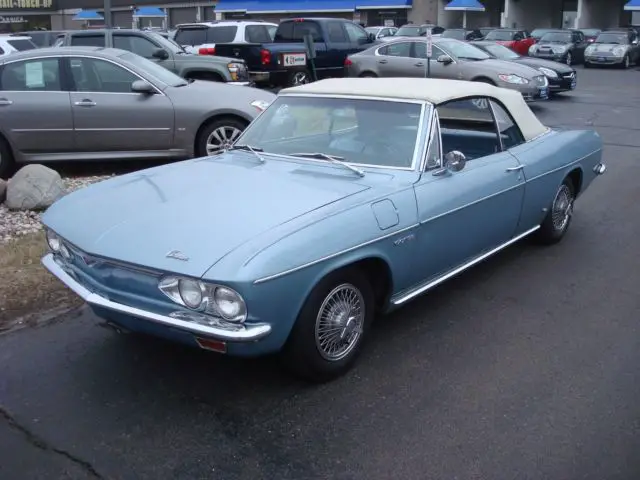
[514,57,574,73]
[42,154,370,278]
[588,43,629,52]
[462,58,540,78]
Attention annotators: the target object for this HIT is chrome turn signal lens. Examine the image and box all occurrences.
[158,276,247,323]
[46,229,61,252]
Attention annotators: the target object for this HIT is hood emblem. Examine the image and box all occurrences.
[166,250,189,261]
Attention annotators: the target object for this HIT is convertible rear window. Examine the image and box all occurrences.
[237,96,423,168]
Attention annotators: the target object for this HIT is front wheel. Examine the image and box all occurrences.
[535,178,575,245]
[565,52,572,66]
[282,268,374,382]
[622,55,630,69]
[195,117,247,157]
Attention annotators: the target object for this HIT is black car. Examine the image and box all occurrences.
[441,28,483,41]
[472,40,577,94]
[528,29,588,65]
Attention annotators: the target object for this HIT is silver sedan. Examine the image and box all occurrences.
[345,37,549,102]
[0,47,275,178]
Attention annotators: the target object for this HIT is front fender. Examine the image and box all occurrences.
[181,66,231,81]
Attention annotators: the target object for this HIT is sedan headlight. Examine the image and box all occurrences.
[251,99,270,112]
[227,62,246,81]
[45,228,71,259]
[528,45,537,55]
[612,46,626,56]
[552,46,567,54]
[498,74,529,85]
[538,67,557,78]
[158,276,247,323]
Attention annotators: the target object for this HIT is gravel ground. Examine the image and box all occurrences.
[0,175,115,244]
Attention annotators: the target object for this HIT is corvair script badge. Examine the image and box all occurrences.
[166,250,189,261]
[393,234,415,246]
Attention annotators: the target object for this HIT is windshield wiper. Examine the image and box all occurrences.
[228,144,265,163]
[289,152,365,177]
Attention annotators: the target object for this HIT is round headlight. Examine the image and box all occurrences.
[60,243,71,259]
[178,279,203,309]
[46,230,61,252]
[213,287,246,322]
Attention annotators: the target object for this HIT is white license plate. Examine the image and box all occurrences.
[282,53,307,67]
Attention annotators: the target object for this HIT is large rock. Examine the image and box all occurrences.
[0,178,6,204]
[6,164,65,211]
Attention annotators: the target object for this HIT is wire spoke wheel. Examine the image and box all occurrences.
[551,184,574,232]
[314,283,365,362]
[206,126,242,155]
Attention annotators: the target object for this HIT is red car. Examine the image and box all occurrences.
[483,29,536,56]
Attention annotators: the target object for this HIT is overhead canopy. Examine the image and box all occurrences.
[624,0,640,11]
[133,7,167,17]
[214,0,256,12]
[72,10,104,21]
[355,0,412,8]
[248,1,355,13]
[444,0,485,11]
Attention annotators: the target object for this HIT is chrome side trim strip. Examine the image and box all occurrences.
[391,225,540,305]
[74,128,172,132]
[526,148,601,183]
[42,254,271,342]
[253,223,419,284]
[12,128,73,132]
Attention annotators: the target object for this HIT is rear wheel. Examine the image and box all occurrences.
[0,135,15,180]
[565,51,573,66]
[195,117,247,157]
[282,268,374,383]
[621,55,630,69]
[287,69,310,87]
[535,178,575,245]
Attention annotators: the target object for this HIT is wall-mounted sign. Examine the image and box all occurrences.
[0,15,25,22]
[0,0,55,10]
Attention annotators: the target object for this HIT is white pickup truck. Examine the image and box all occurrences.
[173,21,277,55]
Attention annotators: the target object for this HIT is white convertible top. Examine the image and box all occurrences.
[282,77,549,142]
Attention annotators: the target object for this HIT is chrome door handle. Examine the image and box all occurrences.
[414,62,424,66]
[74,100,96,107]
[378,59,388,64]
[506,165,524,172]
[0,99,13,106]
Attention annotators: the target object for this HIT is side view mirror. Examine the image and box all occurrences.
[632,39,639,45]
[152,48,169,60]
[444,150,466,172]
[437,54,453,64]
[367,33,376,42]
[131,80,155,94]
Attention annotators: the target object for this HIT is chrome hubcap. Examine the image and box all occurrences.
[314,283,365,361]
[206,126,242,155]
[551,184,573,231]
[292,72,308,86]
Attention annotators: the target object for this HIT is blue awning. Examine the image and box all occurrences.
[248,1,355,13]
[72,10,104,21]
[355,0,411,9]
[133,7,167,17]
[444,0,485,11]
[624,0,640,11]
[214,0,258,12]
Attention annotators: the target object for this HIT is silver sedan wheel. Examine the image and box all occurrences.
[624,55,630,68]
[565,52,572,65]
[314,283,365,362]
[551,184,574,232]
[206,126,242,155]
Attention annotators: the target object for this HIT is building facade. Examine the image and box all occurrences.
[0,0,635,33]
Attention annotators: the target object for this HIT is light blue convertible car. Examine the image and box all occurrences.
[42,78,606,382]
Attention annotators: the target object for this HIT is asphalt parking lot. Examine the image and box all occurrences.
[2,65,640,480]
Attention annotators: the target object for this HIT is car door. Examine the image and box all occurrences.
[412,97,526,278]
[112,32,176,73]
[375,41,416,76]
[66,55,175,155]
[572,31,586,62]
[344,22,374,55]
[0,56,74,159]
[412,42,458,79]
[325,20,352,78]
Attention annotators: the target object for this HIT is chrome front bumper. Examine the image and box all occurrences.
[227,81,254,87]
[41,253,271,342]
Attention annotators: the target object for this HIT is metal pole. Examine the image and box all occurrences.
[425,27,432,78]
[104,0,112,28]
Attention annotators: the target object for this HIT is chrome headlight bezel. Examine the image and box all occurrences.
[612,46,626,56]
[538,67,557,78]
[45,228,71,259]
[498,73,529,85]
[158,276,248,323]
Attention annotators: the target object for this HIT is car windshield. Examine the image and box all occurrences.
[442,30,466,40]
[120,52,187,87]
[594,33,628,44]
[581,29,600,37]
[482,43,520,59]
[396,26,423,36]
[236,96,423,169]
[147,31,186,53]
[6,38,37,50]
[540,32,571,43]
[484,30,516,41]
[439,40,491,60]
